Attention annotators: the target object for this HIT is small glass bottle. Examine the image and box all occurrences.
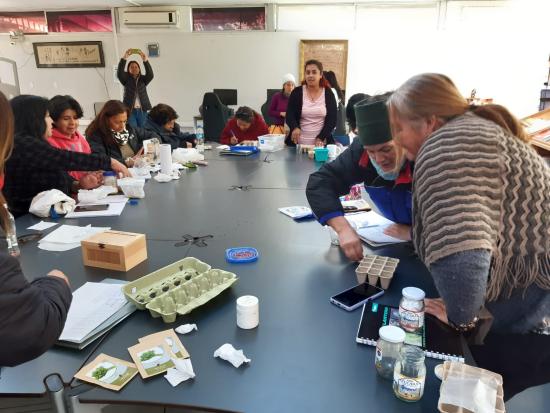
[195,126,204,153]
[103,171,118,193]
[4,204,20,257]
[375,325,406,379]
[399,287,425,333]
[393,345,426,402]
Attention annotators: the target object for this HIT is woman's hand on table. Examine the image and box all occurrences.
[383,224,412,241]
[425,298,449,325]
[291,128,301,144]
[78,172,103,190]
[314,138,325,147]
[111,158,131,177]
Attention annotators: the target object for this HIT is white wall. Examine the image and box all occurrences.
[0,0,549,127]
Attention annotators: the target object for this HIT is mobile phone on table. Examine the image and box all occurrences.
[330,283,384,311]
[74,204,109,213]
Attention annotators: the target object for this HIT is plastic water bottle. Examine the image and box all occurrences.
[4,204,20,257]
[196,126,205,153]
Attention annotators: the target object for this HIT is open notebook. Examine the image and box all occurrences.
[356,302,465,362]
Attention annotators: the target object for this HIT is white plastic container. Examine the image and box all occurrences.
[258,134,285,152]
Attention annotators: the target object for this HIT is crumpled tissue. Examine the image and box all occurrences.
[175,324,198,335]
[213,343,250,368]
[77,186,113,204]
[172,148,205,163]
[29,189,76,217]
[164,358,196,387]
[154,170,180,182]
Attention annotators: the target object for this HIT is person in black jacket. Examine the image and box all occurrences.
[285,59,337,147]
[0,91,72,367]
[117,49,154,128]
[4,96,129,217]
[144,103,197,149]
[86,100,159,167]
[306,96,413,261]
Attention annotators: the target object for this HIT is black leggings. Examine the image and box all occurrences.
[469,332,550,401]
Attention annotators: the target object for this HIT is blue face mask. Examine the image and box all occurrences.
[370,157,405,181]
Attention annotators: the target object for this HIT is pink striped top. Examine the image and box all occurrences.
[299,88,326,145]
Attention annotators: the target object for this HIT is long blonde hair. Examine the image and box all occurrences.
[0,91,14,232]
[388,73,528,142]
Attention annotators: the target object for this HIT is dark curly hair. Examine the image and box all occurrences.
[10,95,49,140]
[148,104,178,126]
[48,95,84,123]
[235,106,255,124]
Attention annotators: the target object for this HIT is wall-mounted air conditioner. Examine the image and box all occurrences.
[122,10,179,26]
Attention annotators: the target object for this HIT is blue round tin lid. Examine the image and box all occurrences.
[225,247,259,263]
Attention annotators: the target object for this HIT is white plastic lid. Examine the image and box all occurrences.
[236,295,259,308]
[378,325,406,344]
[402,287,425,301]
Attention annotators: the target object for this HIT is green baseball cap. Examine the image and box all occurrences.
[354,99,392,146]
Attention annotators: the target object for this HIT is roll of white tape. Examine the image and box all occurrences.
[236,295,259,329]
[160,144,173,176]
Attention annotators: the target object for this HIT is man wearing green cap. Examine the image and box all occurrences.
[306,94,413,261]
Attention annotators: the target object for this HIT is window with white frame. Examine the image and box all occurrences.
[276,5,356,32]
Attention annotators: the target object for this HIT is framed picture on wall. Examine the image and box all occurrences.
[33,41,105,68]
[299,40,348,91]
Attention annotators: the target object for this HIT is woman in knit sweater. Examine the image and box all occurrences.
[268,73,296,131]
[285,60,337,147]
[388,73,549,399]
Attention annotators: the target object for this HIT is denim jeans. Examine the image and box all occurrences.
[129,108,146,128]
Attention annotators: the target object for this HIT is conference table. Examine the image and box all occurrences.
[1,147,473,412]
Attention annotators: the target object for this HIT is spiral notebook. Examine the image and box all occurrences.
[356,302,465,362]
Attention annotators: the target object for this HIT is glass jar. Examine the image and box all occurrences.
[393,345,426,402]
[375,325,406,379]
[398,287,425,333]
[103,171,118,193]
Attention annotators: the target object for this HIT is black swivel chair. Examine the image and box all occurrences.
[202,92,232,142]
[334,101,347,137]
[261,89,281,125]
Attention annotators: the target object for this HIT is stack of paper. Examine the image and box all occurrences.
[58,280,136,350]
[38,224,110,251]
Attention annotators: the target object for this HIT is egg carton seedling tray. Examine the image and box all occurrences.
[355,255,399,289]
[123,257,211,310]
[146,269,238,323]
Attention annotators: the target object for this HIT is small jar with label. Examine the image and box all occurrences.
[398,287,425,333]
[103,171,118,193]
[375,325,406,379]
[393,345,426,402]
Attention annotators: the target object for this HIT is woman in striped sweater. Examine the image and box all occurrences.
[388,73,549,400]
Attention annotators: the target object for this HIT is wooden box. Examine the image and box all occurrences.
[81,230,147,272]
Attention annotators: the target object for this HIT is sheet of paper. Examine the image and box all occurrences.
[27,221,58,231]
[356,224,407,245]
[345,210,394,229]
[65,201,127,218]
[59,282,128,342]
[40,224,110,244]
[38,241,81,252]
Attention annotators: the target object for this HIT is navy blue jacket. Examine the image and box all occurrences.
[306,137,413,225]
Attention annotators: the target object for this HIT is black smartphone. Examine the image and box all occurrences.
[330,283,384,311]
[74,204,109,213]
